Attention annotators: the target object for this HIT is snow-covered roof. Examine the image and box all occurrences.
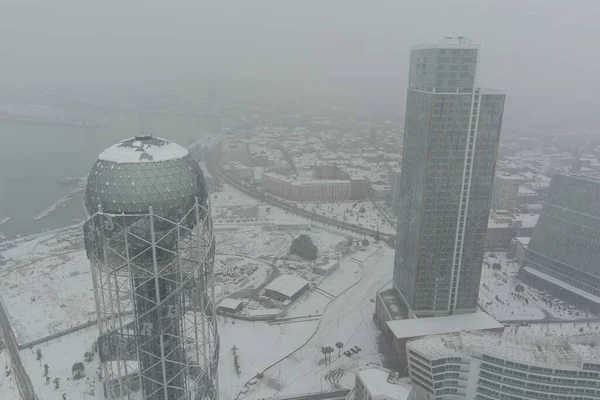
[495,173,525,181]
[218,298,243,311]
[408,330,600,369]
[264,274,309,298]
[357,367,413,400]
[524,267,600,304]
[98,136,189,164]
[518,186,538,195]
[513,237,530,246]
[387,311,502,340]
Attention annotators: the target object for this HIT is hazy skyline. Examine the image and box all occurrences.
[1,0,599,128]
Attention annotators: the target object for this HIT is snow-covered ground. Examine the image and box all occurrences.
[0,349,20,400]
[218,317,319,400]
[0,328,101,400]
[211,184,259,208]
[478,253,545,321]
[214,255,273,301]
[0,226,94,343]
[479,252,594,322]
[294,201,395,234]
[238,245,394,399]
[11,179,600,400]
[216,226,291,258]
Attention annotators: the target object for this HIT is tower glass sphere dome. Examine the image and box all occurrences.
[83,136,219,400]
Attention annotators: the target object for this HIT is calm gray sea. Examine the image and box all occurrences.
[0,112,210,238]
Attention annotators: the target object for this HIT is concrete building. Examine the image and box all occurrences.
[264,274,310,302]
[348,366,415,400]
[262,172,294,199]
[375,311,502,365]
[226,162,254,182]
[314,163,343,180]
[517,186,540,205]
[509,237,530,264]
[491,173,524,210]
[388,37,506,318]
[217,298,243,314]
[407,331,600,399]
[350,178,369,200]
[485,210,538,251]
[522,174,600,311]
[313,260,340,277]
[262,172,352,201]
[221,140,248,161]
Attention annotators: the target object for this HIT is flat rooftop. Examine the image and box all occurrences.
[407,331,600,369]
[412,36,479,50]
[378,286,409,321]
[387,311,503,340]
[264,274,309,298]
[357,367,413,400]
[218,298,243,311]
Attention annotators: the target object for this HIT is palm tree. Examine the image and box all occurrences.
[336,342,343,357]
[325,346,334,363]
[321,347,328,365]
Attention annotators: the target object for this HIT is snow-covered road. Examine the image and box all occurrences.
[239,244,394,399]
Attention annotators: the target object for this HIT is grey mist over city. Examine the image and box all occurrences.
[0,1,599,400]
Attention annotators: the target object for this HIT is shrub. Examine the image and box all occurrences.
[290,234,318,261]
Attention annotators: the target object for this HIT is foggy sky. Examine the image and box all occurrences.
[1,0,599,127]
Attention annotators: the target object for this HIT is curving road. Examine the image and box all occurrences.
[0,295,38,400]
[240,246,393,399]
[207,157,394,241]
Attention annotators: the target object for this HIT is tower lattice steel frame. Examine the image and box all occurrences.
[85,197,219,400]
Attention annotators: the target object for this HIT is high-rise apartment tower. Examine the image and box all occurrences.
[393,37,505,317]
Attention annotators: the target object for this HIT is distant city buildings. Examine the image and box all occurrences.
[485,209,538,251]
[407,331,600,399]
[491,173,524,210]
[522,174,600,312]
[221,140,249,161]
[388,37,506,318]
[217,124,403,205]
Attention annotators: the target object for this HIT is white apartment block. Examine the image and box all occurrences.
[406,331,600,400]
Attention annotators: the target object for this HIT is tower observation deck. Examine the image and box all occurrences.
[84,136,219,400]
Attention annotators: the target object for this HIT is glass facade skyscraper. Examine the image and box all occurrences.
[522,174,600,301]
[393,37,505,317]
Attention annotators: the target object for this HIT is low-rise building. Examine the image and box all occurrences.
[221,140,248,161]
[228,162,254,182]
[492,173,524,210]
[407,331,600,400]
[264,274,310,302]
[485,210,539,250]
[348,366,415,400]
[509,236,530,264]
[217,298,243,314]
[517,185,539,205]
[380,312,503,365]
[313,260,340,276]
[262,172,352,201]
